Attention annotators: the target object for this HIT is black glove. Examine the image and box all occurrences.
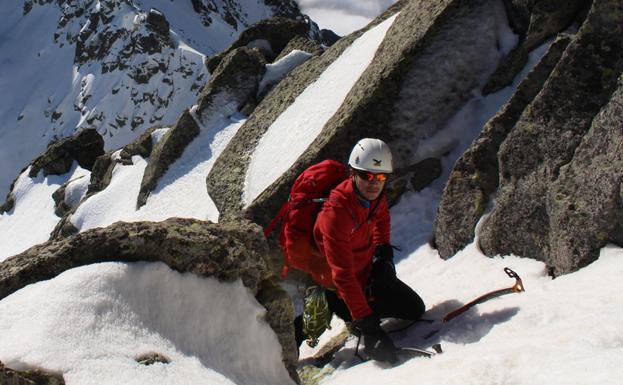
[372,244,396,277]
[352,314,398,364]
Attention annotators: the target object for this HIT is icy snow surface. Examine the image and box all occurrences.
[71,114,244,231]
[243,13,399,206]
[0,165,89,261]
[258,50,314,95]
[0,262,294,385]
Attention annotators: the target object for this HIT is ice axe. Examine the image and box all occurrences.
[421,267,525,339]
[441,267,525,323]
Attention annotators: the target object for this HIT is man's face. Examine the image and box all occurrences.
[353,170,388,201]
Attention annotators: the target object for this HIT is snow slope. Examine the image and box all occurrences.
[70,114,245,231]
[0,262,294,385]
[0,165,90,261]
[244,13,399,206]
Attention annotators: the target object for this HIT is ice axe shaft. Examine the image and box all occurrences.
[442,267,525,323]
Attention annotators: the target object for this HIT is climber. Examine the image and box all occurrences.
[295,138,426,363]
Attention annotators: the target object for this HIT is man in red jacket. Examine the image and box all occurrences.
[313,138,425,363]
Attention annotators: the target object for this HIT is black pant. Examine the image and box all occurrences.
[325,270,425,322]
[295,271,425,346]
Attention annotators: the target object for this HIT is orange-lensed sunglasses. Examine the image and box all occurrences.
[354,169,389,182]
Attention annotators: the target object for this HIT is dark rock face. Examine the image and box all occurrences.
[319,29,340,46]
[136,111,200,208]
[0,361,64,385]
[0,218,269,300]
[206,17,311,73]
[146,8,169,36]
[256,279,299,383]
[434,34,571,259]
[274,35,323,62]
[386,158,442,207]
[29,129,104,178]
[484,0,587,94]
[547,75,623,274]
[136,47,266,208]
[478,0,623,273]
[1,129,104,215]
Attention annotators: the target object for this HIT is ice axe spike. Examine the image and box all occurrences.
[441,267,525,323]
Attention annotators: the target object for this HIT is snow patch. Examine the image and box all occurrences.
[0,262,294,385]
[258,50,314,95]
[243,13,399,206]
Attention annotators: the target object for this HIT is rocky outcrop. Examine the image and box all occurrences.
[207,0,513,229]
[0,129,104,215]
[256,279,299,384]
[0,217,300,381]
[0,218,269,300]
[484,0,588,94]
[146,8,169,36]
[0,361,64,385]
[29,129,104,178]
[547,75,623,274]
[434,34,571,258]
[274,35,323,62]
[206,17,311,72]
[48,127,164,238]
[386,158,442,207]
[478,0,623,274]
[136,111,201,208]
[136,47,266,208]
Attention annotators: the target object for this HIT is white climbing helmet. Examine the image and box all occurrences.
[348,138,393,173]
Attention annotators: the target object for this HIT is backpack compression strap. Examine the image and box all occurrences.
[263,201,289,238]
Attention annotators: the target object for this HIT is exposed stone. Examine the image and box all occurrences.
[479,0,623,270]
[319,29,340,46]
[136,352,171,365]
[136,111,200,208]
[1,129,103,215]
[256,278,299,383]
[0,361,64,385]
[484,0,587,94]
[207,0,510,229]
[274,35,323,62]
[136,47,265,208]
[119,126,161,162]
[206,17,310,73]
[196,47,266,123]
[86,153,114,195]
[547,74,623,275]
[29,129,104,178]
[385,158,442,207]
[434,34,570,259]
[146,8,169,36]
[0,218,269,300]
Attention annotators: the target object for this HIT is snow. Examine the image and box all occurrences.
[0,262,294,385]
[70,114,244,231]
[304,244,623,385]
[258,50,314,95]
[0,166,79,261]
[243,13,399,206]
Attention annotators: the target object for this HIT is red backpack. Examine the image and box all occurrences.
[264,160,347,287]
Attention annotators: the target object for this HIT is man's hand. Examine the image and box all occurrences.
[372,244,395,277]
[352,314,398,363]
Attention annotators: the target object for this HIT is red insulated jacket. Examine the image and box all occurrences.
[313,177,391,320]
